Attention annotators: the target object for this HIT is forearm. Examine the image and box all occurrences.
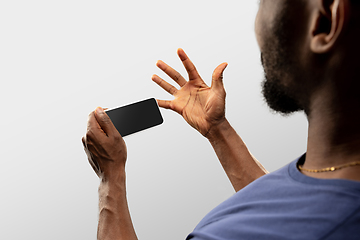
[207,119,268,192]
[98,176,137,240]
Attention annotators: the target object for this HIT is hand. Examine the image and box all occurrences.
[82,107,127,182]
[152,48,228,137]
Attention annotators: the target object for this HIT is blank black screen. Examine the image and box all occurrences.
[105,98,163,137]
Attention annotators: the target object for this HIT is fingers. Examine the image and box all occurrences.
[153,48,201,86]
[94,107,116,137]
[152,74,178,95]
[211,62,228,90]
[156,99,173,110]
[177,48,201,81]
[156,60,187,87]
[82,135,101,176]
[83,108,127,180]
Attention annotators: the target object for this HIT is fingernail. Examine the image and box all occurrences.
[96,107,104,114]
[156,60,164,69]
[151,74,158,81]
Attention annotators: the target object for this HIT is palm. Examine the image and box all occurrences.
[152,49,227,137]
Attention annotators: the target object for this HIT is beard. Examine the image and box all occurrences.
[261,51,303,115]
[260,7,304,115]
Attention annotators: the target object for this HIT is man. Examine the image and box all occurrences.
[82,0,360,239]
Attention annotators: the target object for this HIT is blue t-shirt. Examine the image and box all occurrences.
[187,155,360,240]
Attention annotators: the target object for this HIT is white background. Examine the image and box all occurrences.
[0,1,308,239]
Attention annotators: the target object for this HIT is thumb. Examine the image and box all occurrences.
[211,62,228,90]
[94,107,114,136]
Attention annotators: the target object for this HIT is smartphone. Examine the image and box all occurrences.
[105,98,163,137]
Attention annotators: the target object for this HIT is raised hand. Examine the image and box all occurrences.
[152,48,228,137]
[153,49,267,191]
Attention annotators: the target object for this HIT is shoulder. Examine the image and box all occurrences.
[322,206,360,240]
[188,155,360,240]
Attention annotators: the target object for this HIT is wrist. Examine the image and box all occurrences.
[99,176,127,203]
[100,166,126,186]
[205,118,231,142]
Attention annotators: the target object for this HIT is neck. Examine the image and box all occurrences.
[303,83,360,181]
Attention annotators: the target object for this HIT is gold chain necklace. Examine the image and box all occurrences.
[298,161,360,173]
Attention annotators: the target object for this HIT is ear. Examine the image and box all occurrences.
[310,0,350,54]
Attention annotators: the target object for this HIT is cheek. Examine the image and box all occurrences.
[255,12,264,50]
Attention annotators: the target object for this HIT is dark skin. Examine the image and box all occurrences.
[256,0,360,180]
[82,49,267,239]
[83,0,360,239]
[152,49,267,190]
[83,109,136,240]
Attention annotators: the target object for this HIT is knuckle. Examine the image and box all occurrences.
[168,101,175,110]
[101,115,111,124]
[169,86,177,95]
[113,132,125,145]
[174,73,181,81]
[188,65,197,73]
[158,78,164,86]
[113,133,121,142]
[82,136,86,146]
[86,129,95,141]
[163,64,169,71]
